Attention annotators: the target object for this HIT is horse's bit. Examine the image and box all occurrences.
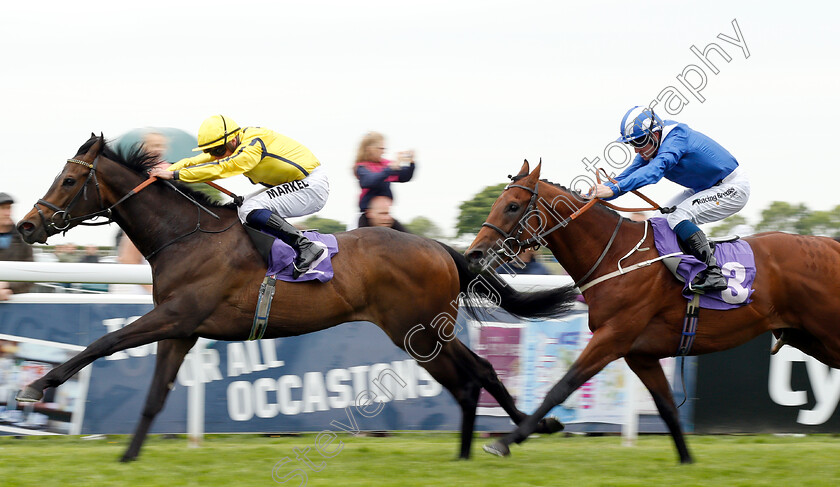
[33,157,115,234]
[479,180,616,288]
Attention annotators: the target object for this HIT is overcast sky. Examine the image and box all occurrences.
[2,1,838,246]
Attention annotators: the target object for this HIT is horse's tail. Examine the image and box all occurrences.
[435,241,579,321]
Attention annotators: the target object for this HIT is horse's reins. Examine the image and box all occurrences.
[481,168,696,403]
[481,169,666,290]
[36,156,241,258]
[204,181,244,205]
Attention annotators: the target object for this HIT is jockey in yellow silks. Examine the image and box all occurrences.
[150,115,329,279]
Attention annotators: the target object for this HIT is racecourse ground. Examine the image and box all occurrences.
[2,433,840,486]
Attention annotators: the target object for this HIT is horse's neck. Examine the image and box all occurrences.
[104,168,233,259]
[538,188,630,282]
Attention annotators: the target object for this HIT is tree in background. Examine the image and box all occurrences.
[795,207,840,237]
[456,183,507,236]
[755,201,811,234]
[709,201,840,238]
[297,216,346,234]
[405,217,443,239]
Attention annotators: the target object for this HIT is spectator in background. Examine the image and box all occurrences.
[78,245,101,264]
[141,131,169,168]
[112,130,169,294]
[77,244,108,292]
[364,196,407,231]
[354,132,415,231]
[111,234,152,294]
[497,248,551,276]
[53,243,79,263]
[0,192,34,300]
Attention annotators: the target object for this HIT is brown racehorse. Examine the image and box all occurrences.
[15,136,578,461]
[465,160,840,464]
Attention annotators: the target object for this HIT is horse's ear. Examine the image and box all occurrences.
[530,159,542,182]
[84,133,105,159]
[518,159,530,177]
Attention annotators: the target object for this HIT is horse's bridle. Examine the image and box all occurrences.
[33,150,240,261]
[33,157,117,234]
[481,181,601,252]
[479,180,620,288]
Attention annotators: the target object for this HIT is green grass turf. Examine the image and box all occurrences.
[2,433,840,486]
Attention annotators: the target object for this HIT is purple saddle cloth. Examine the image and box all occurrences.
[266,231,339,283]
[649,217,756,310]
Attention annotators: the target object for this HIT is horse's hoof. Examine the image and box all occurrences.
[536,416,565,434]
[483,441,510,457]
[15,386,43,403]
[120,456,137,463]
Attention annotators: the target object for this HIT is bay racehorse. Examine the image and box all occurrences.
[15,136,578,461]
[465,160,840,463]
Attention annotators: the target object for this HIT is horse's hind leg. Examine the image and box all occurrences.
[625,354,692,464]
[413,344,482,459]
[777,328,840,368]
[453,340,563,434]
[121,336,197,462]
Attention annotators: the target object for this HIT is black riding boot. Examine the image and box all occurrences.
[683,229,728,294]
[264,213,325,279]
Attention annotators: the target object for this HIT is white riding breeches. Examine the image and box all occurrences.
[665,167,750,229]
[237,165,330,223]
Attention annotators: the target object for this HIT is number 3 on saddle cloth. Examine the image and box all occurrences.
[243,224,340,340]
[649,217,756,310]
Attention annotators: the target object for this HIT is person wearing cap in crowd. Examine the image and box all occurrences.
[587,106,750,293]
[0,192,34,300]
[150,115,328,279]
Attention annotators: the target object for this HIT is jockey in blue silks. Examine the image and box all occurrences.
[588,106,751,294]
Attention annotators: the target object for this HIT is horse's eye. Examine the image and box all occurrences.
[506,203,520,213]
[62,177,75,187]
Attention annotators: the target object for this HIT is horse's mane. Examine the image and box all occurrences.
[76,136,237,210]
[509,173,623,219]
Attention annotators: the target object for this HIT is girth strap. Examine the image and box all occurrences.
[676,293,701,356]
[250,276,277,340]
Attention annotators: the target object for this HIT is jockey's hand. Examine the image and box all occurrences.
[149,168,174,180]
[587,183,614,199]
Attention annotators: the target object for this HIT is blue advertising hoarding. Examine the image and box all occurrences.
[2,298,695,435]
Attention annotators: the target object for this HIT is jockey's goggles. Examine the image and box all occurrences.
[627,135,649,148]
[626,130,662,149]
[205,145,228,158]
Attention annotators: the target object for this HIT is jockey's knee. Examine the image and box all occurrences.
[666,208,694,230]
[244,208,272,226]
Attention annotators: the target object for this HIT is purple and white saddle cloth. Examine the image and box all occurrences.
[649,217,755,310]
[266,231,339,283]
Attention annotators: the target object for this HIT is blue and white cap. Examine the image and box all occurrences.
[618,106,663,143]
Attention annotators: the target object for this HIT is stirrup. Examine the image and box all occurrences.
[689,268,728,294]
[292,244,326,279]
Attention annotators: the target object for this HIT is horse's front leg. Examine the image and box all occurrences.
[625,353,693,464]
[16,303,202,402]
[483,325,627,457]
[121,336,198,462]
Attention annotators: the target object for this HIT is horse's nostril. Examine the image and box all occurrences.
[465,250,484,263]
